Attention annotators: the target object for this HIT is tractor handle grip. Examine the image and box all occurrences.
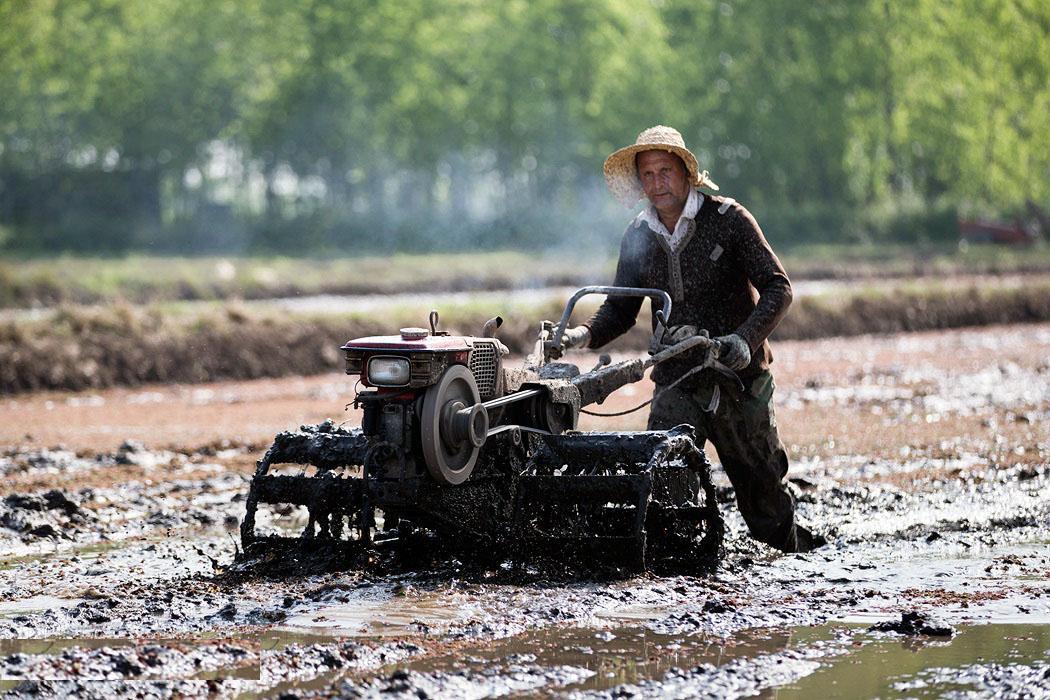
[572,333,717,407]
[547,286,673,359]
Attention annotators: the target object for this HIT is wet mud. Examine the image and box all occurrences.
[1,324,1048,697]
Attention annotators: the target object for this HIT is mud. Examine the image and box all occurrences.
[870,610,955,637]
[0,323,1048,697]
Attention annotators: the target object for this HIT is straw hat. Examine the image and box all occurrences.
[603,125,718,207]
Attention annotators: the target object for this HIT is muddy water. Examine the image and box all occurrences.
[783,624,1050,698]
[377,624,835,696]
[275,581,487,637]
[276,621,1050,698]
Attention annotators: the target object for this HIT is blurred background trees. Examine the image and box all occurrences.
[0,0,1046,255]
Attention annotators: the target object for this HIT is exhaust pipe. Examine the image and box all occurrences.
[481,316,503,338]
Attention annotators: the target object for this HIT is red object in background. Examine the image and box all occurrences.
[958,218,1036,246]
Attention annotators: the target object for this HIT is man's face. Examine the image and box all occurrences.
[636,150,690,217]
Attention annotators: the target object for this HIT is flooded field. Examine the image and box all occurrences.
[1,323,1048,697]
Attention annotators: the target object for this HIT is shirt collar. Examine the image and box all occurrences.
[634,188,703,242]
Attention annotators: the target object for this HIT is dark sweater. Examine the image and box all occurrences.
[585,193,792,386]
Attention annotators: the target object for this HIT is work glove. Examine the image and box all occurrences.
[714,333,751,370]
[560,325,591,350]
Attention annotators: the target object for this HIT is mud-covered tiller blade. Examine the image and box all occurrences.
[514,425,722,572]
[240,423,374,557]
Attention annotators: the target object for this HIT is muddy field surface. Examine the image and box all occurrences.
[1,323,1048,698]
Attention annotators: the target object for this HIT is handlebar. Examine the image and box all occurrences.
[546,286,673,361]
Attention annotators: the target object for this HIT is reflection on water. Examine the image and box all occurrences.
[387,624,831,696]
[0,636,135,656]
[0,596,77,620]
[2,622,1047,696]
[279,595,477,637]
[780,624,1050,698]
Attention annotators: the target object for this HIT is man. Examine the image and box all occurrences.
[561,125,821,553]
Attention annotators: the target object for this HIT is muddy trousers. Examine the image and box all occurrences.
[647,370,805,553]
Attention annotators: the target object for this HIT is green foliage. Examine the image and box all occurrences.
[0,0,1047,254]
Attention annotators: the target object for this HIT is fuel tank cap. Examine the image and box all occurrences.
[400,327,429,340]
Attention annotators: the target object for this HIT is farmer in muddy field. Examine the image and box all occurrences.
[560,125,823,553]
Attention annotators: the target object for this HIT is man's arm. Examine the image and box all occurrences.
[728,205,793,352]
[584,227,647,348]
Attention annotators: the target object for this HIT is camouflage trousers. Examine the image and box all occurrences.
[648,369,805,553]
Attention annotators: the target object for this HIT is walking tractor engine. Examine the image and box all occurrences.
[347,316,507,486]
[240,287,725,572]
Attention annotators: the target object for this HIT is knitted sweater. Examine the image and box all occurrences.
[585,193,792,386]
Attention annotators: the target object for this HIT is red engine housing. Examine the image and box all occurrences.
[341,329,501,399]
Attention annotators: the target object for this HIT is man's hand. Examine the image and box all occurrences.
[714,333,751,370]
[560,325,591,350]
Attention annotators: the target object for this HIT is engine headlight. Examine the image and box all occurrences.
[367,356,411,386]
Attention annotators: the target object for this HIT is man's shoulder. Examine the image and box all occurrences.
[625,212,657,240]
[697,194,764,235]
[629,206,658,232]
[616,214,658,259]
[698,193,744,217]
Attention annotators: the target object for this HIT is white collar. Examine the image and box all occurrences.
[634,189,703,250]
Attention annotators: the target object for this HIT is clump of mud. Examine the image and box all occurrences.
[869,610,955,637]
[0,489,91,540]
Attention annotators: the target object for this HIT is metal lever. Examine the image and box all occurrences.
[546,286,674,361]
[590,354,612,372]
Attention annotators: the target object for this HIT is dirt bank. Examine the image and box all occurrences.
[2,279,1050,394]
[0,323,1047,697]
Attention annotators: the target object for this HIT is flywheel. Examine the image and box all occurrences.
[421,364,488,485]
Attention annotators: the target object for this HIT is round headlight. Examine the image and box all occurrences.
[367,356,411,386]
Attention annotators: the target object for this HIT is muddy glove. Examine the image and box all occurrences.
[560,325,591,350]
[714,333,751,371]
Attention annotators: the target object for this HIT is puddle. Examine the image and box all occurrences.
[781,623,1050,698]
[0,596,77,619]
[265,623,838,698]
[1,536,227,605]
[1,637,138,656]
[2,615,1048,697]
[279,587,483,637]
[596,605,671,623]
[402,624,835,696]
[344,622,1050,698]
[1,538,135,569]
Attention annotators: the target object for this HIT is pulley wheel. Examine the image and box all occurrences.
[421,364,484,485]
